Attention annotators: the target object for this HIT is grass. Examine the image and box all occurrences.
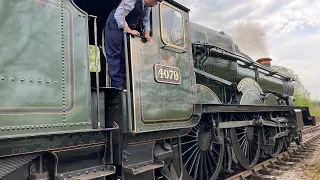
[310,106,320,117]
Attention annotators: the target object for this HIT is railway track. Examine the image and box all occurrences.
[302,124,320,135]
[225,125,320,180]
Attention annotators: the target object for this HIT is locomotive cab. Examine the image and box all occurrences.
[74,0,199,133]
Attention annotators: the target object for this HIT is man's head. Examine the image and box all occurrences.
[144,0,161,7]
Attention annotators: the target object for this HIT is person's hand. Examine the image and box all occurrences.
[125,26,140,36]
[144,31,152,42]
[129,30,140,36]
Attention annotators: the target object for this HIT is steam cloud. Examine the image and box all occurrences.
[233,21,269,60]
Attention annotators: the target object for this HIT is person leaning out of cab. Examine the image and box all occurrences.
[105,0,162,90]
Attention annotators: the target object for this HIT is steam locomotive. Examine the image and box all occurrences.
[0,0,315,179]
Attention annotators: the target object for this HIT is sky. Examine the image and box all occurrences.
[175,0,320,100]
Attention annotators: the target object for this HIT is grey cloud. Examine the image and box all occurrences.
[176,0,320,99]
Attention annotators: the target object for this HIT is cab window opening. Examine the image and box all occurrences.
[160,2,185,49]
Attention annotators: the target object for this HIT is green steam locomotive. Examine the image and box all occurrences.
[0,0,315,179]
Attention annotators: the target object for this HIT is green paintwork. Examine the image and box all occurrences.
[195,74,224,102]
[240,90,264,105]
[237,78,264,105]
[196,84,221,104]
[237,66,284,95]
[0,0,91,138]
[189,22,291,101]
[237,78,263,94]
[129,2,197,133]
[264,93,279,106]
[258,72,284,94]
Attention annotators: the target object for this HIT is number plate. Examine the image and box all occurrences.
[154,64,181,85]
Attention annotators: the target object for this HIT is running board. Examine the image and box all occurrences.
[56,165,116,180]
[123,159,164,175]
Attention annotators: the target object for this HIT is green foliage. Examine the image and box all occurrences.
[89,45,100,72]
[271,65,320,116]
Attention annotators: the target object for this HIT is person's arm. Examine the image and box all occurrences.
[142,7,152,41]
[114,0,140,35]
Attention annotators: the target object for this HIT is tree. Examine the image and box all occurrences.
[89,45,100,72]
[271,65,312,107]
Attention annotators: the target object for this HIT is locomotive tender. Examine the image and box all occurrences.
[0,0,316,179]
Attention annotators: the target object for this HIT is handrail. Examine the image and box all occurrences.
[192,43,294,81]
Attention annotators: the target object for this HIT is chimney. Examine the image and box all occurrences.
[256,58,272,67]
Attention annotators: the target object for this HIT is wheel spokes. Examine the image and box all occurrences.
[265,126,283,157]
[230,113,261,169]
[178,117,224,180]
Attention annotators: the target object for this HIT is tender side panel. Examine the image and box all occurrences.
[0,0,91,137]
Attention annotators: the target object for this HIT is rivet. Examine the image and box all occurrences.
[11,78,14,81]
[1,77,4,80]
[54,81,58,84]
[38,80,41,83]
[47,81,50,83]
[1,128,4,131]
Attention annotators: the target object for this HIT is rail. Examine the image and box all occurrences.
[301,123,320,135]
[225,131,320,180]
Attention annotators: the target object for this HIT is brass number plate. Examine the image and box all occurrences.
[154,64,181,85]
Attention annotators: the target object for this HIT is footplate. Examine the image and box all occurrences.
[123,159,164,175]
[56,165,116,180]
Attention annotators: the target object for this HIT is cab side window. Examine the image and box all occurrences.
[160,2,185,49]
